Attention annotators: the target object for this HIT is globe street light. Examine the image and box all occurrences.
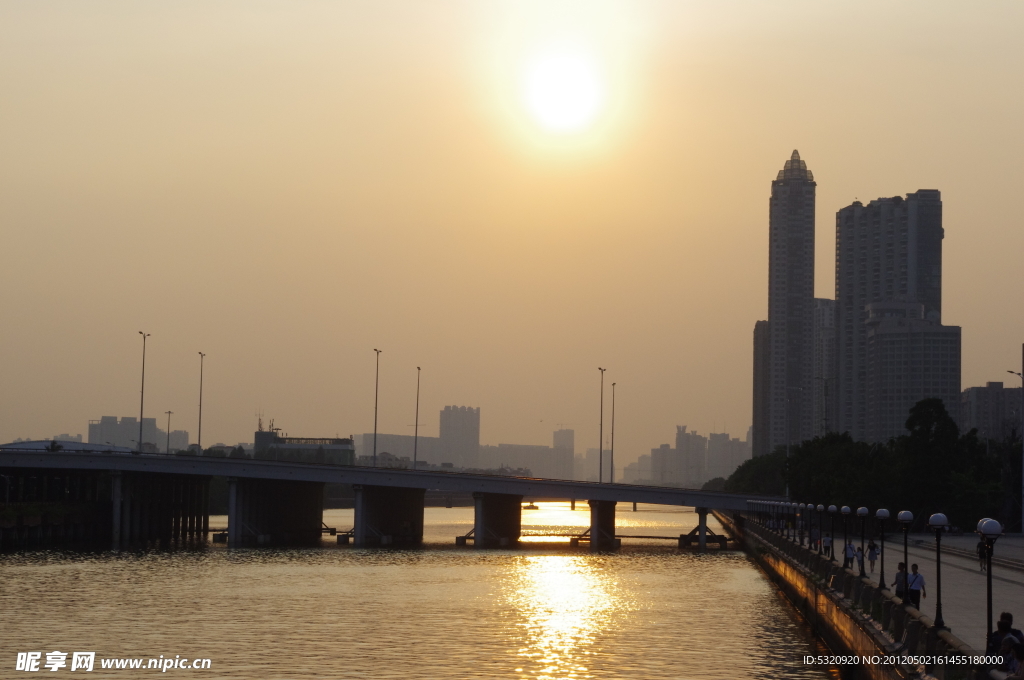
[898,510,914,600]
[828,505,838,561]
[816,504,825,554]
[929,512,949,628]
[799,503,807,546]
[857,507,869,576]
[841,506,851,568]
[1009,367,1023,533]
[876,509,890,588]
[978,518,1003,647]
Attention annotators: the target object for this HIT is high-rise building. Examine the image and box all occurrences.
[552,429,574,455]
[439,405,480,468]
[650,444,680,486]
[751,320,771,456]
[835,190,959,441]
[706,432,750,481]
[88,416,167,450]
[864,302,961,441]
[812,298,836,436]
[676,426,708,488]
[764,150,817,455]
[960,382,1022,442]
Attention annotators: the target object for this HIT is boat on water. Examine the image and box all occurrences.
[522,502,539,510]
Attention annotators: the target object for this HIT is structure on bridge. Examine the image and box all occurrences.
[0,449,781,552]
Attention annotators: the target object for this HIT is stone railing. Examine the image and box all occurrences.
[720,512,990,680]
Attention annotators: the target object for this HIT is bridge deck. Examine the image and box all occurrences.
[0,450,782,511]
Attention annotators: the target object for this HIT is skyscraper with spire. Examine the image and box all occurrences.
[752,150,816,456]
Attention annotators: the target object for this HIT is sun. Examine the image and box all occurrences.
[523,47,605,134]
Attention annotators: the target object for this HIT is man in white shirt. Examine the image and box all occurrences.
[844,541,856,569]
[823,535,833,558]
[907,563,926,609]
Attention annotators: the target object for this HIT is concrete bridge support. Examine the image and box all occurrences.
[473,492,522,548]
[696,507,709,551]
[113,473,210,550]
[589,499,619,552]
[226,478,324,547]
[352,485,425,547]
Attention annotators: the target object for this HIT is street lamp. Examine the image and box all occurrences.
[828,505,838,561]
[876,509,890,588]
[598,368,606,484]
[137,331,150,454]
[373,349,382,468]
[197,352,206,452]
[799,503,806,546]
[929,512,949,628]
[413,367,421,469]
[816,504,825,554]
[1008,367,1023,533]
[857,507,869,576]
[165,411,173,454]
[841,506,851,568]
[610,382,616,484]
[978,518,1003,648]
[898,510,914,600]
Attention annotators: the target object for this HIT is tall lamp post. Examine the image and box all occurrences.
[799,503,806,546]
[165,411,173,454]
[197,352,205,452]
[841,505,851,567]
[137,331,150,454]
[857,507,869,576]
[876,509,890,588]
[828,505,838,561]
[1009,365,1023,533]
[598,367,606,484]
[898,510,913,597]
[610,382,616,484]
[413,366,421,469]
[373,349,381,468]
[978,518,1003,648]
[929,512,949,628]
[816,504,825,554]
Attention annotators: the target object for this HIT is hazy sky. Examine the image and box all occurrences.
[2,1,1022,463]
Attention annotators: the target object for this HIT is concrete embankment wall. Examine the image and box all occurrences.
[715,511,983,680]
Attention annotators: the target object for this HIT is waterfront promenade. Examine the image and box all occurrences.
[869,534,1024,651]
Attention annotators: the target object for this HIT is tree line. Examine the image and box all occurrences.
[715,399,1022,531]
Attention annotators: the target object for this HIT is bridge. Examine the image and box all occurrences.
[0,449,781,551]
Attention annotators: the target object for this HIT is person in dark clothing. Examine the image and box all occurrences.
[1003,612,1024,643]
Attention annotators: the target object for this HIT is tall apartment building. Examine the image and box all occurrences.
[552,429,574,455]
[439,405,480,468]
[707,432,751,481]
[961,382,1023,441]
[835,190,960,441]
[813,298,836,436]
[753,151,817,458]
[751,320,771,456]
[676,426,708,488]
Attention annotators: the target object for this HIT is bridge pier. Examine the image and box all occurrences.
[227,478,323,547]
[353,485,425,547]
[696,507,708,551]
[473,492,522,548]
[588,500,619,552]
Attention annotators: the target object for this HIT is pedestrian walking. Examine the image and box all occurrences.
[856,546,865,573]
[867,541,878,573]
[822,534,832,558]
[843,541,856,569]
[892,562,907,599]
[979,538,988,571]
[907,563,926,609]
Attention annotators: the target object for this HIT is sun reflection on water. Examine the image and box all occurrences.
[503,554,623,680]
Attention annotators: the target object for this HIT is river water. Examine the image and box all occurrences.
[2,503,837,679]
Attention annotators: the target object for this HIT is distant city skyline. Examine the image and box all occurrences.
[1,2,1021,466]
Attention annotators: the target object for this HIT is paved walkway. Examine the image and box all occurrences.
[858,533,1024,651]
